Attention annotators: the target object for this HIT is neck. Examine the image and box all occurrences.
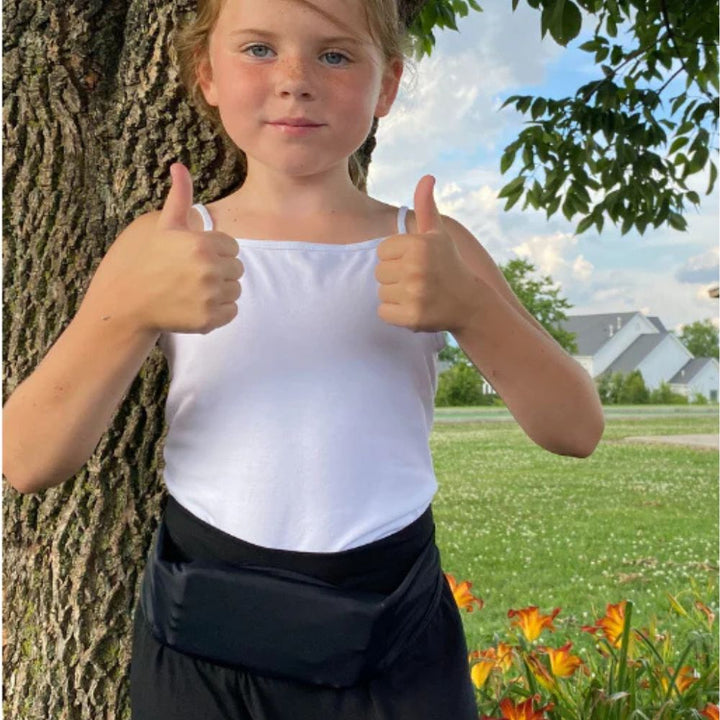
[233,161,368,218]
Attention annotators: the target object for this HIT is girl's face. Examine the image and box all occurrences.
[197,0,403,181]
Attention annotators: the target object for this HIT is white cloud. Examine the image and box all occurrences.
[511,232,595,288]
[365,2,718,332]
[368,2,562,202]
[676,246,720,284]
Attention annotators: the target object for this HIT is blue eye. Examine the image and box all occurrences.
[245,44,273,58]
[322,51,350,66]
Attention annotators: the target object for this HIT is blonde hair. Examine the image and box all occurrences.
[172,0,412,191]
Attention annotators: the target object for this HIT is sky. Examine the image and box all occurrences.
[367,2,719,334]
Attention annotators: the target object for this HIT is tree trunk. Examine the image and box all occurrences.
[2,1,425,717]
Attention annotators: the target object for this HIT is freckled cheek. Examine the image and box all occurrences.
[212,62,268,103]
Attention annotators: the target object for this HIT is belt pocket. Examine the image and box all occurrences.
[140,519,443,688]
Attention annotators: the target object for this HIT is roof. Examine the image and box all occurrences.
[669,358,718,384]
[603,334,667,375]
[647,316,667,333]
[561,312,642,355]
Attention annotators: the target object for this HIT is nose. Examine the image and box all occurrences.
[274,56,315,100]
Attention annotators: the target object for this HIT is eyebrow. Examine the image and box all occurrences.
[229,29,365,45]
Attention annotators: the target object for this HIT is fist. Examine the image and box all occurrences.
[87,163,244,335]
[375,175,475,334]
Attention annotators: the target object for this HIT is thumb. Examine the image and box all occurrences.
[413,175,443,235]
[158,162,194,231]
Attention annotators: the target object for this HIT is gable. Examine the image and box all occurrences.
[561,312,655,356]
[603,334,666,375]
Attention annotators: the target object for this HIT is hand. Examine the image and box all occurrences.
[85,163,244,335]
[375,175,476,334]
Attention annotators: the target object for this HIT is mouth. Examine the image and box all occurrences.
[269,117,325,127]
[267,120,325,136]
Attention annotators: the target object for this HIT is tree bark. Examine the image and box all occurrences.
[2,1,425,717]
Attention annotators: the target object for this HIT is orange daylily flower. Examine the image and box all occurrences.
[469,643,515,688]
[470,655,496,688]
[695,600,716,628]
[659,665,699,696]
[495,642,515,673]
[700,703,719,720]
[507,606,560,642]
[582,601,628,648]
[526,652,556,692]
[496,695,554,720]
[542,642,586,678]
[445,573,483,612]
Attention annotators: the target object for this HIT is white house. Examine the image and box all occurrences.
[561,312,719,401]
[669,358,719,401]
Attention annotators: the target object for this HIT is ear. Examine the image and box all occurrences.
[196,50,219,107]
[374,58,403,118]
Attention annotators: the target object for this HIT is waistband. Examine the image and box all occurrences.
[140,496,444,687]
[163,494,435,594]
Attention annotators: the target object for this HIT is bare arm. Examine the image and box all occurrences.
[2,301,160,494]
[1,164,243,493]
[442,214,604,457]
[2,213,162,494]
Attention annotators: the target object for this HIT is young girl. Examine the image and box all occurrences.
[2,0,604,717]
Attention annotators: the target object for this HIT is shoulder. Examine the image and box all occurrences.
[118,206,206,238]
[405,209,498,271]
[121,210,161,234]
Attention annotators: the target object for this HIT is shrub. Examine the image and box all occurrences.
[436,363,494,406]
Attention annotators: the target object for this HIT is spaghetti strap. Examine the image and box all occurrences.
[192,203,214,232]
[397,205,409,235]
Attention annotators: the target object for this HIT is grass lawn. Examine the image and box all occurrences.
[430,411,719,654]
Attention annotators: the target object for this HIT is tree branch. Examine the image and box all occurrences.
[659,0,692,81]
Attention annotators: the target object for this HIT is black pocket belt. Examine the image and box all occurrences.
[140,519,445,688]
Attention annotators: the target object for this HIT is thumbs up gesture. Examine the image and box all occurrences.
[85,163,244,335]
[375,176,476,334]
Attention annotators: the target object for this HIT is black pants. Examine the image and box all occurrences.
[130,496,478,719]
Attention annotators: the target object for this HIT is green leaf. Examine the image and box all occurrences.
[504,187,524,211]
[500,146,517,174]
[531,97,547,120]
[688,146,709,174]
[555,0,582,45]
[517,96,532,113]
[668,212,688,231]
[575,214,595,235]
[621,214,633,235]
[670,94,687,115]
[522,144,533,168]
[497,175,525,199]
[606,14,617,37]
[708,161,718,195]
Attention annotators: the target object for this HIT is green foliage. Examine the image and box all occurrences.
[678,319,720,359]
[598,372,698,405]
[406,0,482,58]
[438,340,466,364]
[618,368,650,404]
[650,381,690,405]
[406,0,717,234]
[436,362,495,406]
[500,0,718,235]
[500,258,578,352]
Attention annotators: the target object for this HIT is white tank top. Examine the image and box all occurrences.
[158,203,445,552]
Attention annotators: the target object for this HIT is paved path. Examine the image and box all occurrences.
[434,406,717,424]
[622,434,718,449]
